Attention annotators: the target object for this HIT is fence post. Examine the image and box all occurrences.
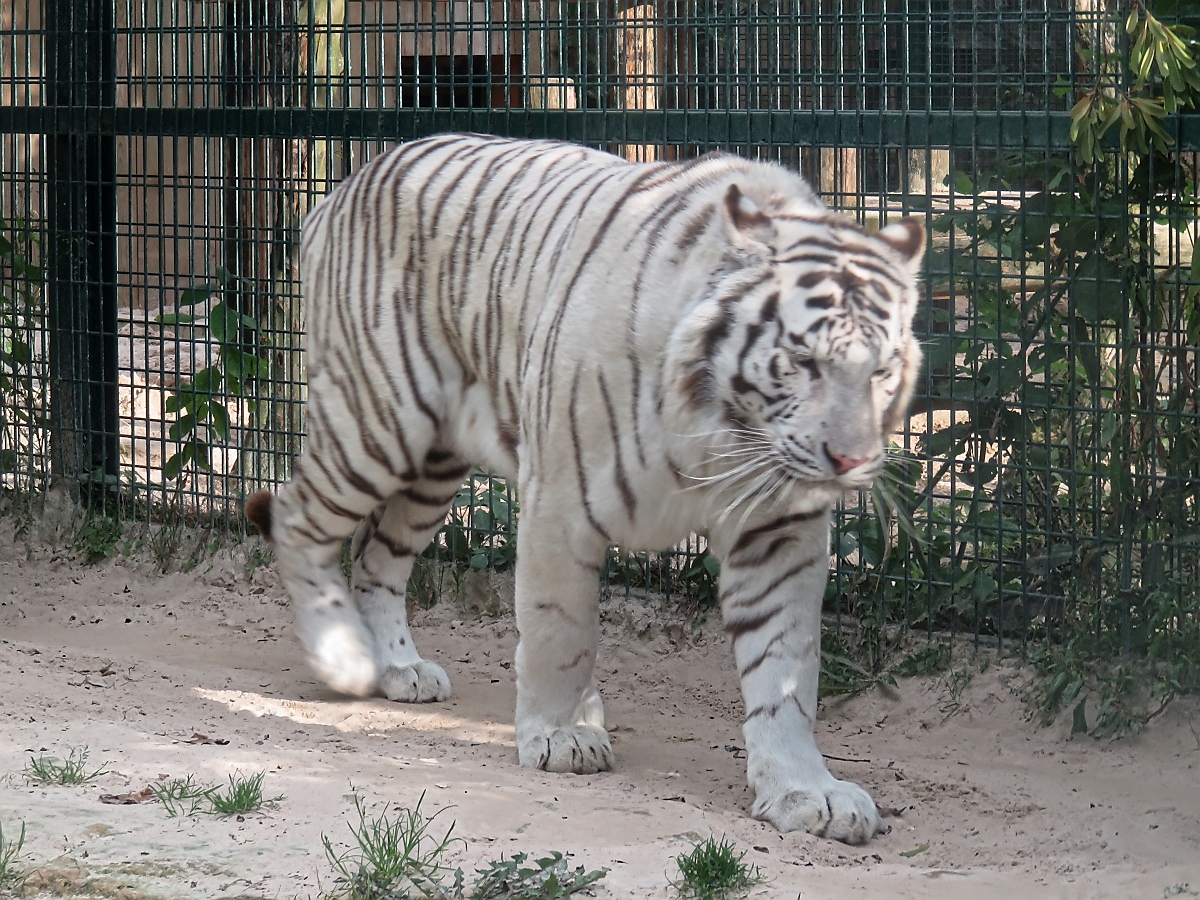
[44,0,119,496]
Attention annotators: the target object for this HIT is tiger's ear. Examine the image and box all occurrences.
[723,184,776,255]
[877,217,926,274]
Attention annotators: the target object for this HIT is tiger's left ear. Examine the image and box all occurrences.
[877,217,926,274]
[723,184,777,255]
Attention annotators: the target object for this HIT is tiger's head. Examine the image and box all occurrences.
[673,182,925,496]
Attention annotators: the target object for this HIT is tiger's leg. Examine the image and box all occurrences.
[512,487,612,775]
[350,454,470,703]
[260,465,405,699]
[715,509,880,845]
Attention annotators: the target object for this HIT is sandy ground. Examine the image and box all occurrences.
[0,523,1198,900]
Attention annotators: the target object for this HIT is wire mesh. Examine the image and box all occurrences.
[1,0,1198,656]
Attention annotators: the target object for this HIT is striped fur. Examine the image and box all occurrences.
[245,133,924,845]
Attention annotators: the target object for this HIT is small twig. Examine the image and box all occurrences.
[822,754,871,764]
[1143,691,1174,725]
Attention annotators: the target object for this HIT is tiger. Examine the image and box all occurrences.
[244,132,924,845]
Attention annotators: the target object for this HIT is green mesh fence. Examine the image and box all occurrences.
[2,1,1199,663]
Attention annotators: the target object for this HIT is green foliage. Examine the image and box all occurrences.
[672,836,764,900]
[826,1,1200,733]
[1069,6,1200,164]
[157,267,270,482]
[0,818,26,892]
[602,546,721,610]
[0,215,44,480]
[73,515,122,564]
[25,746,108,785]
[465,852,608,899]
[433,473,518,573]
[1024,583,1200,738]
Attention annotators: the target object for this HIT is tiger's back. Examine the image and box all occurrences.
[248,133,925,846]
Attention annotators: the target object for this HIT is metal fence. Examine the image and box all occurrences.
[2,1,1199,663]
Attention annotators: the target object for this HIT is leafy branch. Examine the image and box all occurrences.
[157,267,268,481]
[1069,2,1200,162]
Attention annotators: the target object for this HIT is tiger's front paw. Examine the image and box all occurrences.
[518,724,614,775]
[378,661,451,703]
[753,778,880,844]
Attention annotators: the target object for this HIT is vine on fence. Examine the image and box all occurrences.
[834,1,1200,734]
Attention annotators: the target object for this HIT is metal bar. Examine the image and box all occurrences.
[1,105,1092,147]
[44,0,119,492]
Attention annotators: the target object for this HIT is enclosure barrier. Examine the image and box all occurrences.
[2,1,1199,708]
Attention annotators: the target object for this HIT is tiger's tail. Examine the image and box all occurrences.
[244,491,274,542]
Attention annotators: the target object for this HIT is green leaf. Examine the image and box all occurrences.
[191,366,222,395]
[208,303,243,345]
[702,553,721,578]
[163,451,184,481]
[168,413,197,443]
[1071,255,1126,323]
[177,284,218,307]
[1072,698,1089,735]
[207,402,230,440]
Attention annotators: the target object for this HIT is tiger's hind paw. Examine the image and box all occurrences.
[518,724,614,775]
[379,661,451,703]
[308,623,377,697]
[753,779,880,844]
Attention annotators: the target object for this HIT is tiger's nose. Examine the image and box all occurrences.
[824,446,874,475]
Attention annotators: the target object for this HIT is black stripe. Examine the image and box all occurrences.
[729,509,827,557]
[724,603,785,637]
[597,371,637,520]
[723,556,819,611]
[569,367,613,542]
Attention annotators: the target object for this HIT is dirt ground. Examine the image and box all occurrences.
[1,520,1198,900]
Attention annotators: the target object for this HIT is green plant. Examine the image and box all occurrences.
[436,473,518,573]
[151,775,216,818]
[324,792,461,898]
[157,267,270,482]
[25,746,108,785]
[466,852,607,899]
[0,818,26,892]
[672,836,763,900]
[826,1,1200,735]
[73,515,122,564]
[324,795,607,900]
[207,771,279,816]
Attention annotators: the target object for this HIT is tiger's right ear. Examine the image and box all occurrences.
[723,184,777,255]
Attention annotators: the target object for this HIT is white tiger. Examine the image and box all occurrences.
[245,133,924,845]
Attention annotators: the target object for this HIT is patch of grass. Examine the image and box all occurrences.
[892,644,950,677]
[324,792,461,898]
[938,666,975,719]
[207,771,279,816]
[324,795,608,899]
[818,631,897,699]
[150,775,215,818]
[0,818,26,892]
[25,746,108,785]
[673,836,764,900]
